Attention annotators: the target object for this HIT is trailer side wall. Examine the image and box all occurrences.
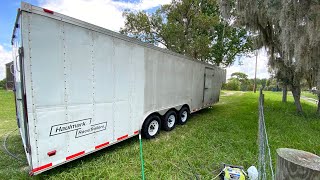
[22,12,144,171]
[15,2,226,174]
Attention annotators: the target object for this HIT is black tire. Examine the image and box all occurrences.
[162,110,177,131]
[142,115,161,139]
[178,106,190,125]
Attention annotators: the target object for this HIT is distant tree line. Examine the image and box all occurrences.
[222,72,280,92]
[223,72,318,94]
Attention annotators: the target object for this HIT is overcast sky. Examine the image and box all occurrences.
[228,49,270,79]
[0,0,270,80]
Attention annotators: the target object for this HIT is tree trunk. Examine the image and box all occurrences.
[291,86,303,114]
[308,82,312,90]
[276,148,320,180]
[317,94,320,115]
[282,85,287,102]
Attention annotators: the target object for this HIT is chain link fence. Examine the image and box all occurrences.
[258,90,275,180]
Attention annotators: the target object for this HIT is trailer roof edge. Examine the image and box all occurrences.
[19,1,223,69]
[11,8,21,45]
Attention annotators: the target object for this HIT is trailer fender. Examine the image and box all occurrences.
[142,104,190,126]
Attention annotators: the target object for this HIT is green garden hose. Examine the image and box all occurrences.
[139,131,145,180]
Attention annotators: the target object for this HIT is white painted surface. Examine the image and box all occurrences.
[13,2,226,174]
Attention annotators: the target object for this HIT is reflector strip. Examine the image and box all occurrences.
[32,163,52,173]
[31,133,140,174]
[30,133,142,174]
[95,142,110,149]
[66,151,85,160]
[117,134,128,141]
[47,150,56,157]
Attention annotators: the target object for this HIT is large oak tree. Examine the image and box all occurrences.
[220,0,320,114]
[120,0,251,67]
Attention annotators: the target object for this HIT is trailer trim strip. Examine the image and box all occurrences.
[117,134,129,141]
[95,142,110,149]
[32,163,52,173]
[66,151,85,160]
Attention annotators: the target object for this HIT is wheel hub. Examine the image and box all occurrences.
[148,120,159,136]
[168,115,175,128]
[181,111,187,122]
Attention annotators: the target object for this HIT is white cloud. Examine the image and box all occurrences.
[0,45,12,80]
[39,0,170,32]
[226,48,270,79]
[112,0,171,11]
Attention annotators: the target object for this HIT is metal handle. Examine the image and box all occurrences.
[15,55,21,72]
[10,63,14,75]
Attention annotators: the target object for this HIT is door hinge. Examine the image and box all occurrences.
[19,47,24,58]
[26,145,31,154]
[17,118,21,128]
[23,94,28,123]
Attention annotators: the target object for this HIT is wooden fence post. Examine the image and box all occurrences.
[276,148,320,180]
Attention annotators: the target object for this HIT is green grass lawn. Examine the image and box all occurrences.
[0,90,319,179]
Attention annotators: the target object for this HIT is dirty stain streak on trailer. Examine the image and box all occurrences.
[11,2,226,175]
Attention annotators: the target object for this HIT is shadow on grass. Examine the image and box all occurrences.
[264,93,320,119]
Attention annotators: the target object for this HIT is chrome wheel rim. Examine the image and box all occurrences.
[168,115,175,128]
[181,111,188,122]
[148,120,159,136]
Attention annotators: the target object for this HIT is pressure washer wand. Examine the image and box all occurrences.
[139,131,145,180]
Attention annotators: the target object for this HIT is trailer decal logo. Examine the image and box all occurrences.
[75,122,107,138]
[50,118,107,138]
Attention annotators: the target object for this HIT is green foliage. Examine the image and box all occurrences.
[212,24,252,66]
[230,72,251,91]
[231,72,248,83]
[220,0,320,113]
[264,77,280,91]
[223,72,271,91]
[223,78,240,91]
[0,78,6,89]
[120,0,251,67]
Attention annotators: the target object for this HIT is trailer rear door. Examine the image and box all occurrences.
[12,10,31,165]
[203,68,215,105]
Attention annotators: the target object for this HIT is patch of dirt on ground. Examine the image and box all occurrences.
[221,91,235,96]
[221,91,245,96]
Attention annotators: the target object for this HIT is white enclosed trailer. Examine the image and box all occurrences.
[11,2,226,175]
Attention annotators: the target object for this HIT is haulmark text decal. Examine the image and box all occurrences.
[50,118,107,138]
